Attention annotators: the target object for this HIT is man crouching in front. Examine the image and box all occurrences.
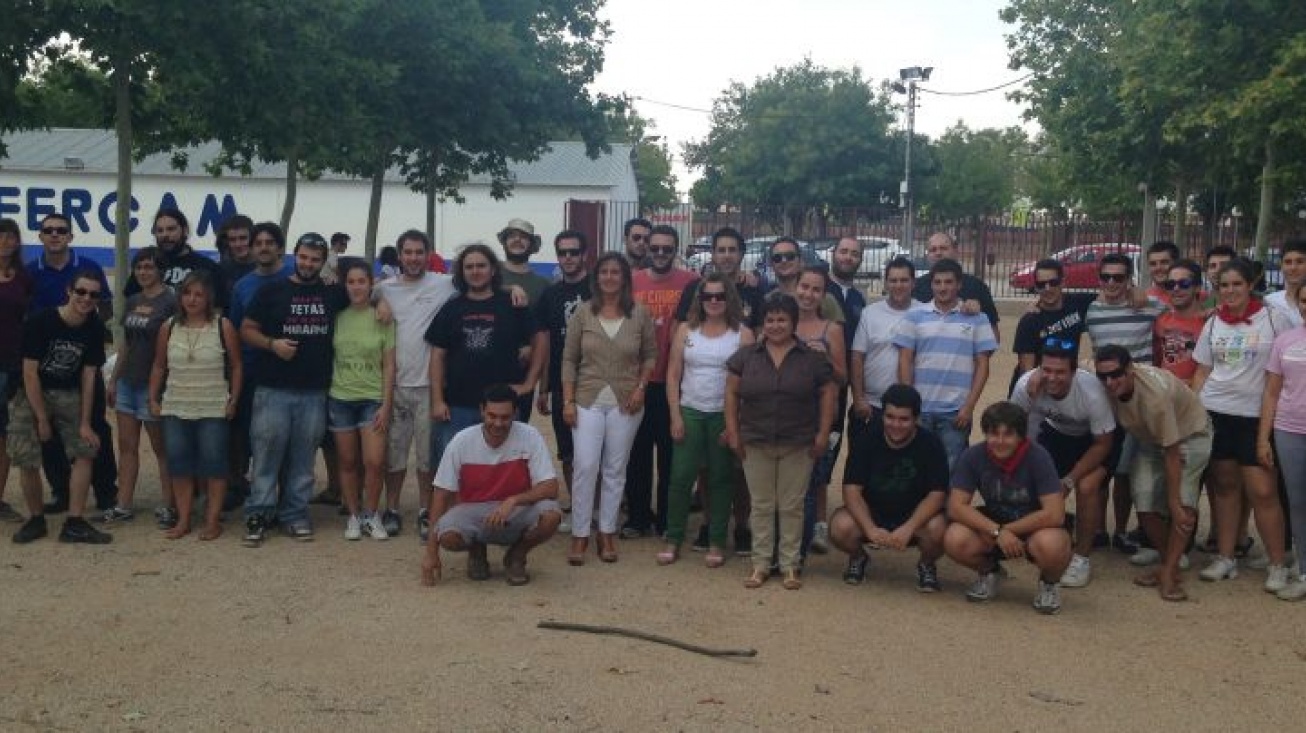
[943,401,1072,615]
[421,384,562,586]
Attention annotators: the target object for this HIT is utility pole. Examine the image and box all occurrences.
[893,66,931,254]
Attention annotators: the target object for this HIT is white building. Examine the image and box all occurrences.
[0,128,638,271]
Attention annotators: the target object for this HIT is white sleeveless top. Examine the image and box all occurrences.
[162,319,229,420]
[680,327,741,413]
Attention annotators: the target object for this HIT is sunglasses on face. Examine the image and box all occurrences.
[1095,366,1127,382]
[629,234,648,242]
[771,252,799,263]
[649,245,676,255]
[71,287,102,300]
[42,226,70,236]
[1099,273,1129,284]
[699,291,727,302]
[556,248,583,258]
[1035,277,1062,290]
[1163,278,1197,291]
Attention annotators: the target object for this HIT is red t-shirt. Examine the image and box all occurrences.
[427,252,448,274]
[1154,310,1208,383]
[633,267,699,383]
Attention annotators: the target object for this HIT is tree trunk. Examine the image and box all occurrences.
[365,162,385,261]
[280,149,298,234]
[1172,180,1187,253]
[1254,139,1275,260]
[112,57,132,347]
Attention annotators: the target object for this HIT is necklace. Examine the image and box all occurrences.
[181,321,205,362]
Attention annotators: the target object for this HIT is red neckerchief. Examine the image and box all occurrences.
[987,439,1031,478]
[1216,297,1263,326]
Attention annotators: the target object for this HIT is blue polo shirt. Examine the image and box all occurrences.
[26,250,113,312]
[893,302,997,414]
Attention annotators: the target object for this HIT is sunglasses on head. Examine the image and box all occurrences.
[649,245,676,255]
[699,291,727,302]
[1095,365,1128,382]
[1163,278,1197,291]
[71,286,102,300]
[1099,273,1129,284]
[1035,277,1062,290]
[42,226,70,236]
[1043,337,1076,352]
[771,252,799,263]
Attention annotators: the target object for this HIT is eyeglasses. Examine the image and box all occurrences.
[771,252,799,263]
[1095,366,1128,382]
[649,245,676,255]
[556,248,583,258]
[1163,278,1197,291]
[1099,273,1129,284]
[1043,337,1076,351]
[1035,277,1062,290]
[42,226,70,236]
[699,291,727,302]
[629,234,649,242]
[71,287,102,300]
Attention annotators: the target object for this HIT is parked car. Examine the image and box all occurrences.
[687,236,818,278]
[1008,243,1142,292]
[814,236,906,280]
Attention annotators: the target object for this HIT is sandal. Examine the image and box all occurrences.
[598,533,619,563]
[744,568,768,589]
[655,545,679,566]
[567,537,588,566]
[1159,583,1188,602]
[782,569,803,590]
[705,547,725,569]
[1133,572,1160,588]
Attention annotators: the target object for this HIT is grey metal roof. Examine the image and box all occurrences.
[0,128,634,189]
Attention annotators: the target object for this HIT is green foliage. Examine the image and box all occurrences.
[919,123,1027,222]
[15,57,112,128]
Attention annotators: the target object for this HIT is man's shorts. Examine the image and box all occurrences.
[435,499,562,546]
[0,370,16,435]
[114,379,157,422]
[1130,430,1211,514]
[1208,411,1260,467]
[1113,428,1137,477]
[387,386,431,473]
[7,390,98,468]
[1038,424,1120,481]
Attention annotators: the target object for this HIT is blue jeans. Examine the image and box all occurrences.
[920,411,969,471]
[247,386,327,526]
[429,405,481,474]
[162,416,228,478]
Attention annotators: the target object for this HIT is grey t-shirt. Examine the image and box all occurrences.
[119,290,178,386]
[951,441,1061,524]
[1009,368,1116,438]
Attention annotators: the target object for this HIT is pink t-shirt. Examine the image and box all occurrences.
[1267,327,1306,433]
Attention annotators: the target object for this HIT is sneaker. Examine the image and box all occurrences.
[1112,531,1140,554]
[1033,580,1062,615]
[1265,564,1293,594]
[0,500,25,523]
[1199,555,1238,582]
[1276,576,1306,601]
[467,543,490,581]
[286,522,314,541]
[843,551,869,585]
[810,521,830,555]
[155,506,178,530]
[12,515,48,544]
[691,525,710,552]
[916,561,941,593]
[503,545,530,586]
[1060,554,1092,588]
[1129,548,1161,566]
[58,517,112,544]
[733,527,753,557]
[360,513,389,541]
[243,515,267,547]
[966,572,1000,602]
[1244,551,1270,570]
[418,508,431,542]
[97,506,135,524]
[382,509,402,537]
[344,515,362,541]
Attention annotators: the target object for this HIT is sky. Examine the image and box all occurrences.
[592,0,1032,195]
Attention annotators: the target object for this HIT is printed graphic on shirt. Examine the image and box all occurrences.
[41,339,86,383]
[282,296,332,337]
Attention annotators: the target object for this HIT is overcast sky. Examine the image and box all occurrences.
[593,0,1031,194]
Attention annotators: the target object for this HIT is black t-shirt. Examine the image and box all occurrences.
[21,308,107,390]
[673,277,765,329]
[425,292,536,407]
[533,278,591,391]
[913,272,999,328]
[125,246,230,309]
[842,425,949,524]
[1010,293,1096,392]
[245,278,348,390]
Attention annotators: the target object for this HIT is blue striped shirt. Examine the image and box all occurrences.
[893,303,997,414]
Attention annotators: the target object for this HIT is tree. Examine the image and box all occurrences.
[684,60,898,232]
[0,1,53,154]
[919,123,1026,223]
[608,107,678,212]
[15,57,113,128]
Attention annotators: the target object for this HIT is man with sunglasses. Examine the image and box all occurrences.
[765,238,843,321]
[1153,260,1208,384]
[625,224,699,537]
[1094,344,1211,602]
[1010,341,1118,587]
[622,217,653,270]
[1011,258,1096,389]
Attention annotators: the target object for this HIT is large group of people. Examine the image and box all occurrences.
[3,209,1305,613]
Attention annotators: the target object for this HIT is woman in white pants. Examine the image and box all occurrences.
[561,253,657,564]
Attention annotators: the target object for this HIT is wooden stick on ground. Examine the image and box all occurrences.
[537,621,758,658]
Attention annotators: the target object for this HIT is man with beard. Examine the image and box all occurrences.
[217,215,256,286]
[534,230,592,501]
[622,217,653,270]
[496,219,551,421]
[125,208,227,308]
[240,233,348,545]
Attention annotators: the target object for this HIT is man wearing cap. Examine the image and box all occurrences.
[239,232,348,546]
[495,220,550,422]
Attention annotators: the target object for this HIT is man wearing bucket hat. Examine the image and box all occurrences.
[497,219,551,422]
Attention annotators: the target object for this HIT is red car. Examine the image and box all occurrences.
[1009,244,1141,292]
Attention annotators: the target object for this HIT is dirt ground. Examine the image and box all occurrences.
[3,299,1304,731]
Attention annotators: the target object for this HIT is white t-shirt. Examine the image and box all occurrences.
[375,273,455,387]
[1265,290,1304,328]
[679,327,741,413]
[851,298,924,408]
[434,422,556,503]
[1194,307,1293,417]
[1010,368,1117,438]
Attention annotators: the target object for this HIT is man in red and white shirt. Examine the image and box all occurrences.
[421,384,561,586]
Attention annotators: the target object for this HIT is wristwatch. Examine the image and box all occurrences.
[990,526,1003,540]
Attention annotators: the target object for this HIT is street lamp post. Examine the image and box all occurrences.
[892,66,932,254]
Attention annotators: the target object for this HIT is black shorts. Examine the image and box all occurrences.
[1208,411,1260,467]
[1037,423,1120,480]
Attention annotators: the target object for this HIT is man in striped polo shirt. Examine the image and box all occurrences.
[895,258,998,469]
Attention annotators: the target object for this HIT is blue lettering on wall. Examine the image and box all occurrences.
[159,192,179,213]
[98,192,140,234]
[0,186,19,218]
[25,188,57,230]
[62,189,94,231]
[198,194,239,236]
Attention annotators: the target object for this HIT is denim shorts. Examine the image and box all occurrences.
[162,416,229,478]
[115,379,158,422]
[328,397,382,432]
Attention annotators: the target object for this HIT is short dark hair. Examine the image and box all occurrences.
[1216,257,1257,285]
[452,243,502,294]
[69,268,103,292]
[39,212,71,229]
[761,291,799,326]
[341,259,373,283]
[554,229,588,250]
[1282,240,1306,258]
[649,224,679,247]
[929,258,963,281]
[219,215,254,240]
[881,384,922,416]
[0,217,20,237]
[251,221,286,250]
[1094,343,1132,368]
[771,237,800,254]
[1035,258,1063,277]
[1204,245,1237,264]
[131,246,163,269]
[884,256,914,280]
[481,383,518,407]
[799,265,828,287]
[1099,253,1133,275]
[397,229,431,252]
[1170,258,1202,283]
[1147,241,1180,260]
[623,218,652,237]
[980,401,1028,439]
[712,227,744,252]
